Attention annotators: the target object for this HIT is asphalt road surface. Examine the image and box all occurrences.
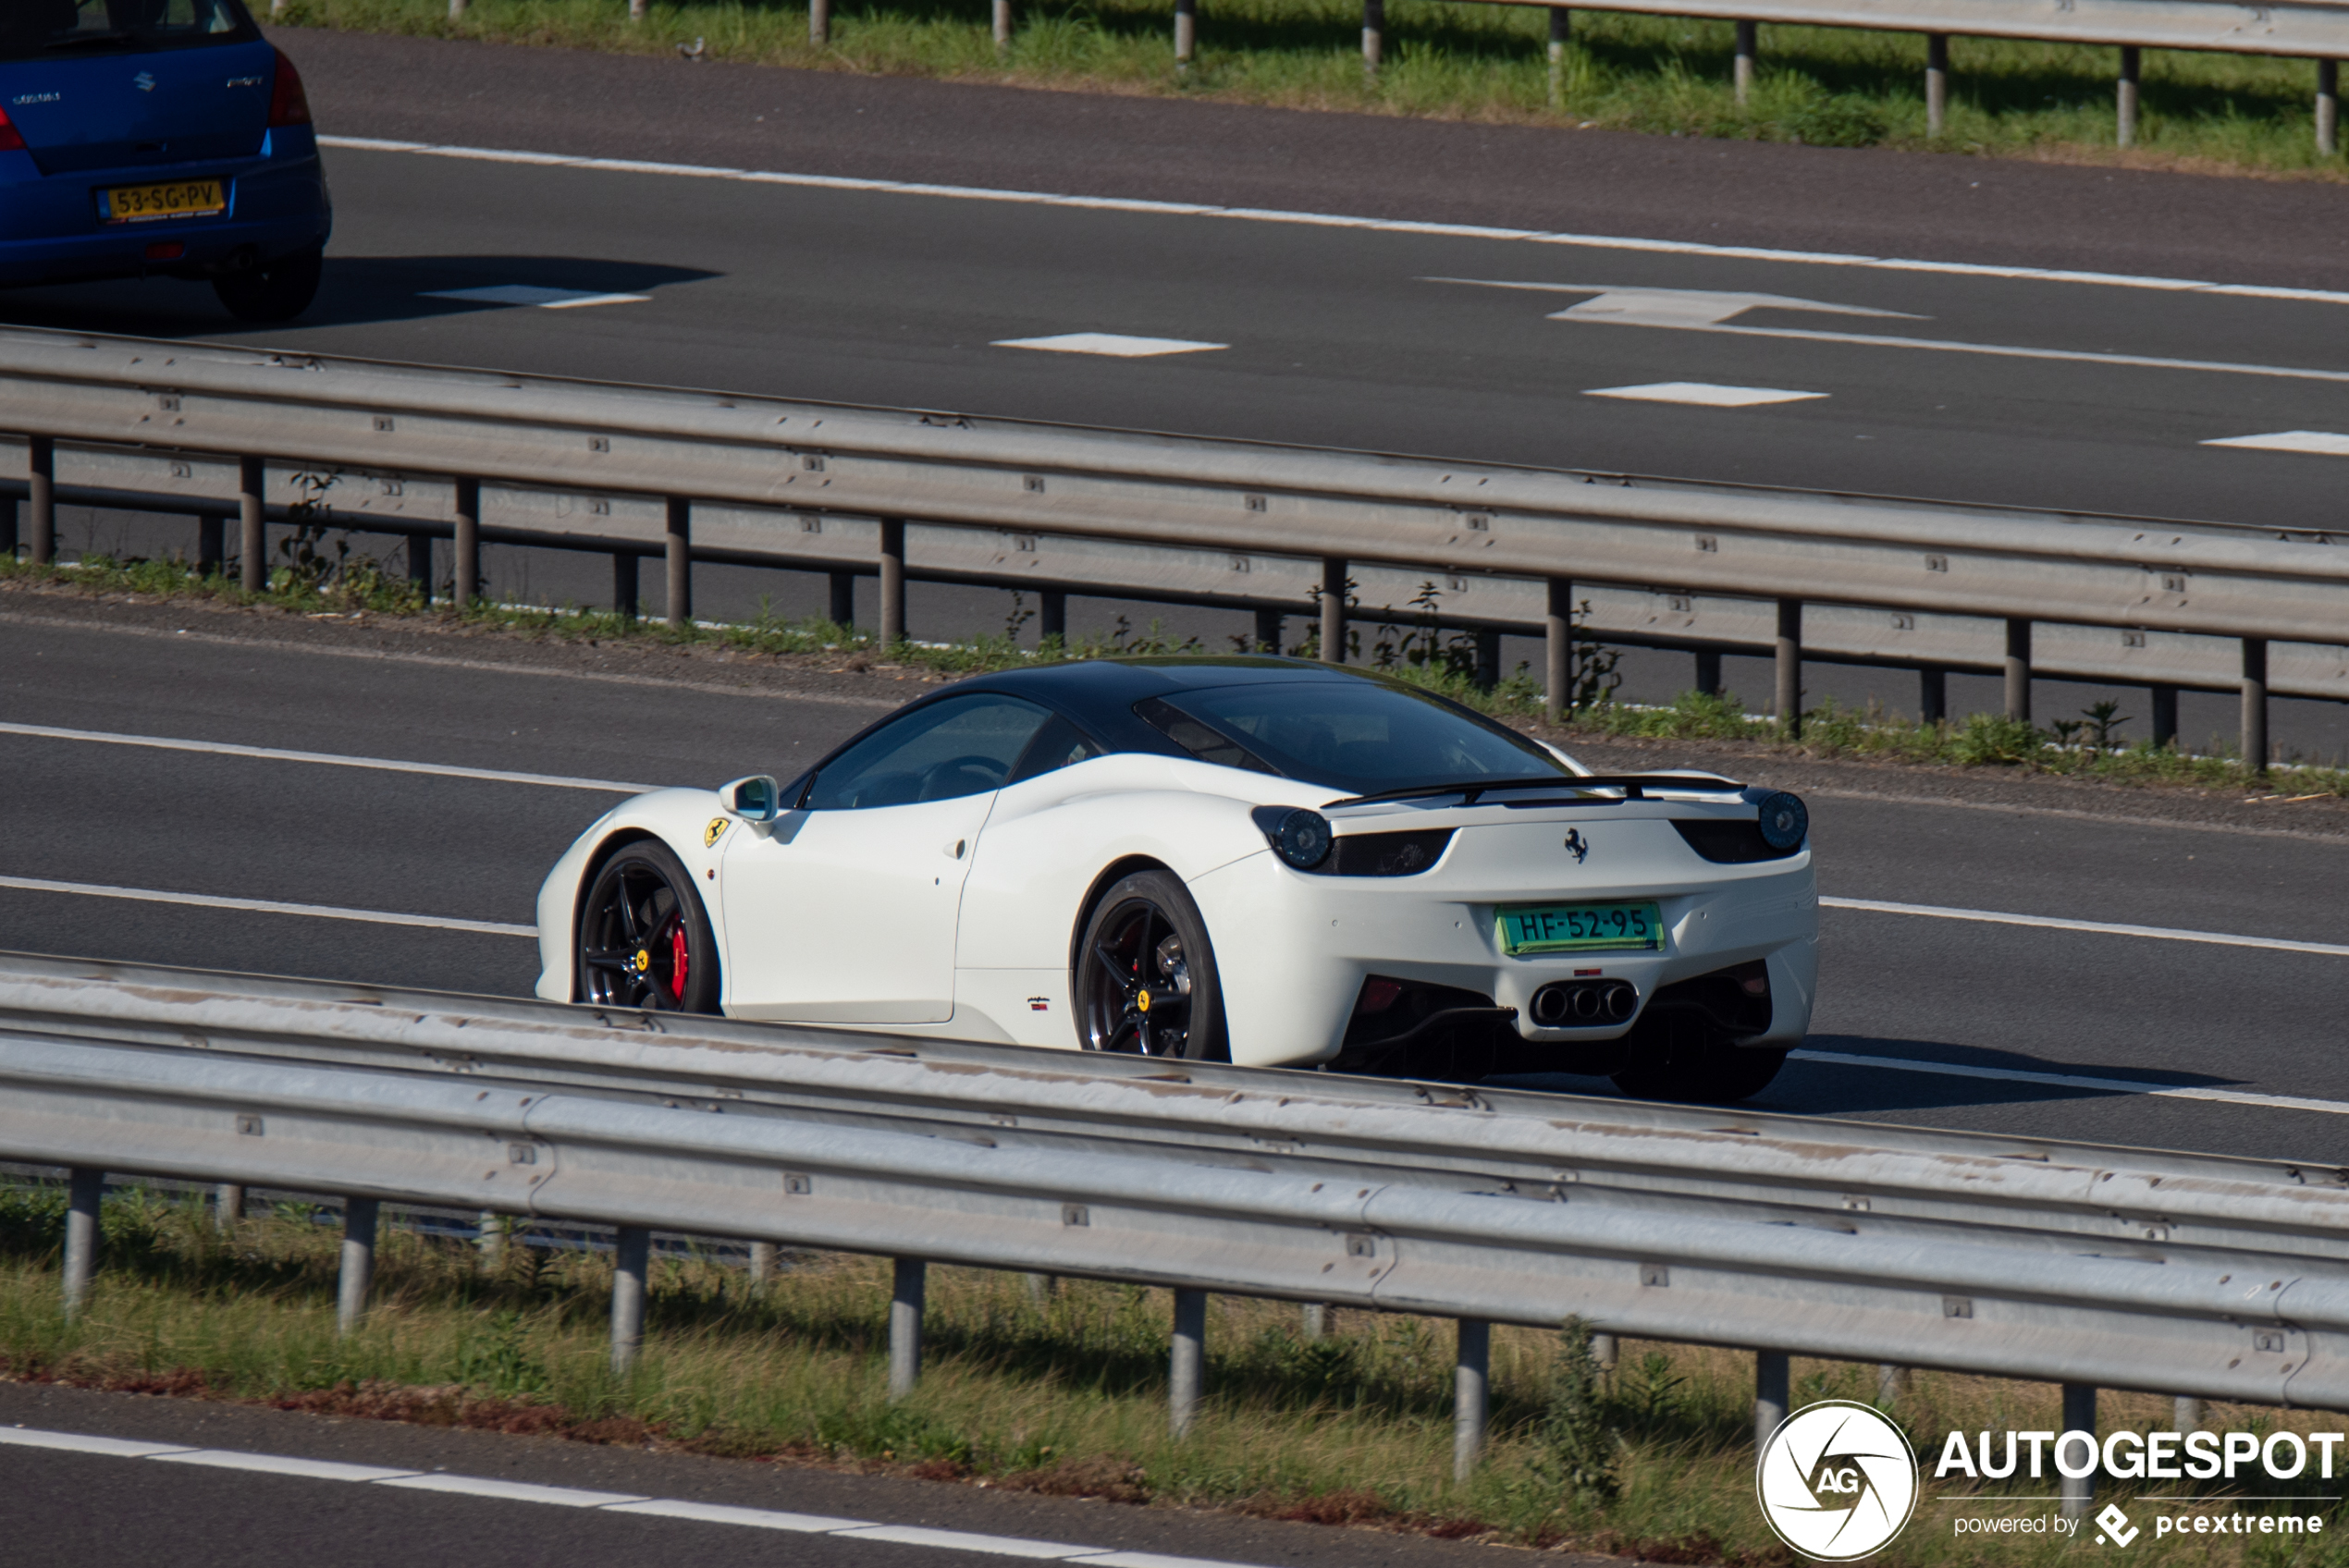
[6,602,2347,1172]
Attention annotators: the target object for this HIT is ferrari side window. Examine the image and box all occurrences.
[1133,696,1273,774]
[804,694,1052,810]
[1005,714,1103,786]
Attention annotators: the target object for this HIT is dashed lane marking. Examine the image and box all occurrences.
[1819,894,2349,958]
[1583,381,1827,407]
[1789,1048,2349,1117]
[993,332,1228,357]
[0,719,654,793]
[419,284,652,309]
[317,135,2349,308]
[0,1425,1271,1568]
[0,876,536,938]
[2201,430,2349,456]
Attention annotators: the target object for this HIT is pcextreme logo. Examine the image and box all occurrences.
[1757,1402,1921,1561]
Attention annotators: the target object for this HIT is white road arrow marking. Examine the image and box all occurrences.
[1432,278,1924,328]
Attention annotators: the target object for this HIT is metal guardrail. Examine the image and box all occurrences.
[4,952,2344,1511]
[0,326,2333,762]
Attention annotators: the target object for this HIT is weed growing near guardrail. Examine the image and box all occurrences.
[273,0,2349,178]
[2,1184,2344,1564]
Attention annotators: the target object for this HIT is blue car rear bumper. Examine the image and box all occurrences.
[0,128,330,289]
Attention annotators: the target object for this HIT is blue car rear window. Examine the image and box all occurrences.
[2,0,258,61]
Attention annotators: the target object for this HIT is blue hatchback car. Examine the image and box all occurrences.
[0,0,331,322]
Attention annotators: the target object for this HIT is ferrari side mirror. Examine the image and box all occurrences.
[720,774,781,822]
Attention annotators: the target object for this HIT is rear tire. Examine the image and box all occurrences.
[1609,1010,1786,1104]
[575,839,722,1014]
[214,245,324,323]
[1074,869,1229,1061]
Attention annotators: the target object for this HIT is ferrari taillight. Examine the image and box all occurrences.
[267,48,312,127]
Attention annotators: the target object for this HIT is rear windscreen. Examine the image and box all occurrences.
[0,0,259,61]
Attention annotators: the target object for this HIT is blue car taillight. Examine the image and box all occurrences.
[0,104,21,153]
[267,48,311,128]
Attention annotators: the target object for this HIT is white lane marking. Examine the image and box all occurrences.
[1435,276,2349,385]
[0,719,654,793]
[603,1499,867,1530]
[2202,430,2349,456]
[1584,381,1827,408]
[1820,895,2349,958]
[993,332,1227,357]
[374,1475,653,1507]
[1441,279,1924,325]
[0,876,536,938]
[149,1450,422,1483]
[2,1424,1285,1568]
[420,285,652,309]
[0,1428,195,1458]
[1789,1048,2349,1117]
[315,135,2349,308]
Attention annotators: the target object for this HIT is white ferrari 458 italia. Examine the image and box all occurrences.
[536,656,1815,1102]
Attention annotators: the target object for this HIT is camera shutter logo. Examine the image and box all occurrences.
[1755,1401,1919,1561]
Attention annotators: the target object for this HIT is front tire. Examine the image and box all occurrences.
[214,246,324,323]
[576,840,721,1013]
[1609,1010,1786,1103]
[1074,870,1229,1061]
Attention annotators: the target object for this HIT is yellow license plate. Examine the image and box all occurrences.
[98,178,226,224]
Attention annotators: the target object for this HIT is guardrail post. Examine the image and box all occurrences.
[338,1197,378,1337]
[2321,60,2340,154]
[1547,7,1570,105]
[1754,1349,1789,1450]
[197,514,224,577]
[61,1167,101,1322]
[1774,598,1802,738]
[810,0,830,45]
[889,1256,925,1398]
[1254,606,1284,655]
[1877,1364,1910,1403]
[1544,577,1572,723]
[1319,557,1346,664]
[1919,666,1947,725]
[1170,1287,1206,1437]
[1734,19,1757,104]
[1453,1317,1490,1480]
[406,531,433,601]
[879,520,907,647]
[27,435,54,566]
[1024,1271,1058,1305]
[1174,0,1196,66]
[2003,618,2032,721]
[612,551,638,619]
[612,1225,651,1375]
[629,0,646,19]
[993,0,1012,50]
[2242,638,2269,775]
[1590,1332,1617,1370]
[749,1242,779,1283]
[1039,590,1066,644]
[477,1211,505,1269]
[214,1183,242,1232]
[1692,648,1721,698]
[0,496,15,562]
[453,477,479,609]
[1925,33,1949,134]
[2151,683,2178,747]
[238,454,264,592]
[1473,630,1500,690]
[2059,1382,2097,1518]
[829,569,855,631]
[665,496,693,628]
[1300,1302,1328,1340]
[2118,46,2140,146]
[2174,1395,2202,1429]
[1362,0,1384,76]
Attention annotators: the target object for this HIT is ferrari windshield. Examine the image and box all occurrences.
[1148,680,1570,795]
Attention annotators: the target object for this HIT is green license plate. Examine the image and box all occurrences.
[1494,900,1663,955]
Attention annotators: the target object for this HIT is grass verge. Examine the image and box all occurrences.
[280,0,2349,179]
[6,1183,2348,1566]
[6,548,2334,800]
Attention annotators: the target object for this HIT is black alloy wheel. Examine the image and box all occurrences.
[1075,870,1228,1061]
[1608,1009,1786,1104]
[576,840,721,1012]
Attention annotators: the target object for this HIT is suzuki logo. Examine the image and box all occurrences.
[133,71,155,91]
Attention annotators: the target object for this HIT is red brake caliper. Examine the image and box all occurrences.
[669,921,691,1000]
